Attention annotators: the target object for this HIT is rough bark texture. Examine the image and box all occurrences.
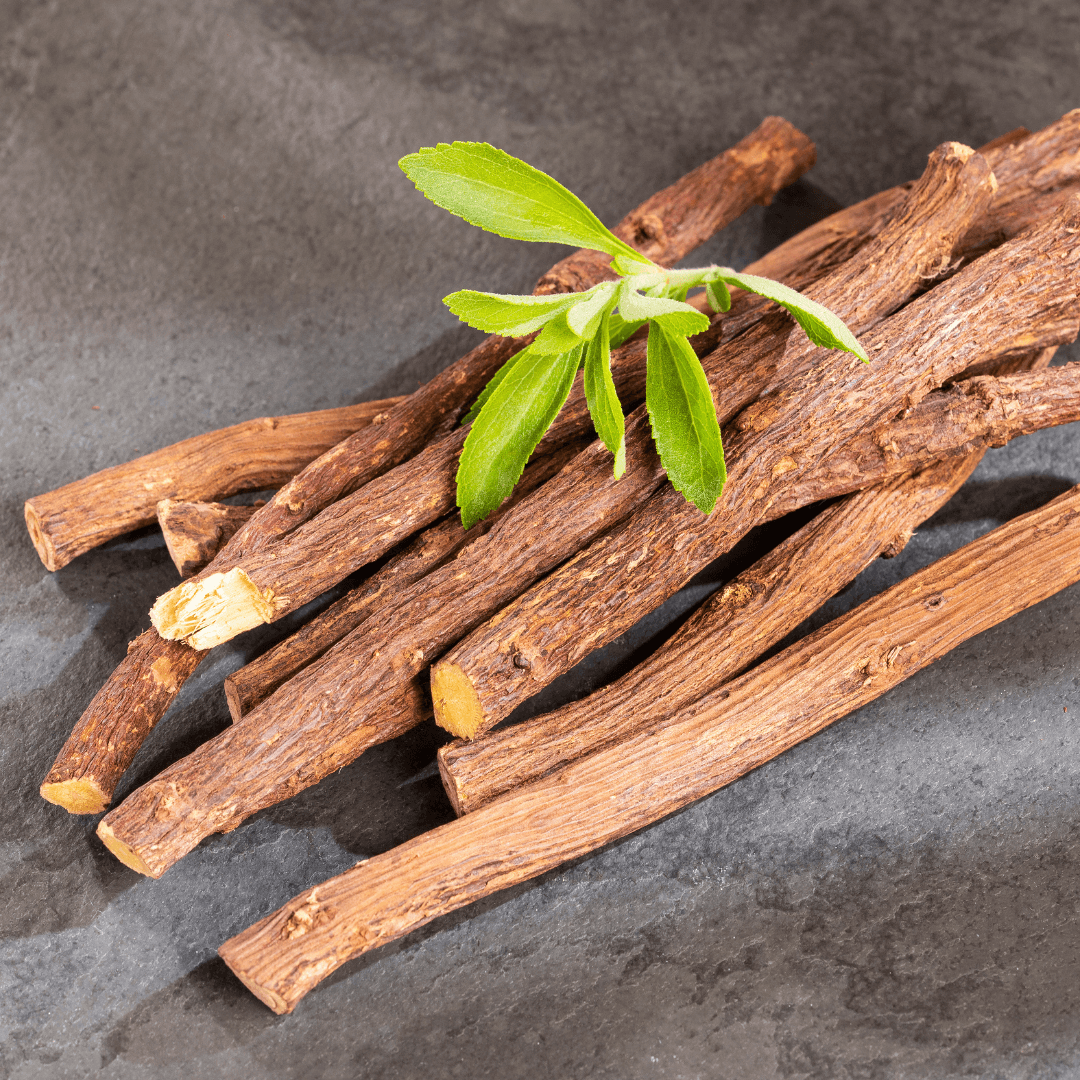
[94,170,1077,880]
[223,440,589,721]
[39,632,208,815]
[219,482,1080,1014]
[436,352,1062,814]
[157,500,262,578]
[430,194,1080,740]
[22,398,401,572]
[42,120,814,814]
[766,361,1080,516]
[150,141,996,652]
[959,109,1080,259]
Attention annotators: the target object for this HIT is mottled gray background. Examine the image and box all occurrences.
[3,1,1080,1077]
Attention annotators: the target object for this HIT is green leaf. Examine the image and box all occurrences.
[583,312,626,478]
[461,347,527,426]
[444,289,580,336]
[607,314,647,349]
[618,283,711,338]
[705,279,731,313]
[400,142,643,261]
[646,321,726,515]
[456,344,583,529]
[610,253,658,276]
[565,281,618,337]
[713,269,869,361]
[531,311,585,355]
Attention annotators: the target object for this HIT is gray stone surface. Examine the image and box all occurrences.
[2,1,1080,1076]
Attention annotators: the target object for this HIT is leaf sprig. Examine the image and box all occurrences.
[400,142,868,529]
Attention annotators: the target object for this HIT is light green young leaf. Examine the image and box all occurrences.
[618,283,711,338]
[565,281,618,337]
[645,321,726,515]
[399,142,644,261]
[705,279,731,313]
[456,344,583,529]
[583,311,625,478]
[444,289,580,336]
[610,252,658,276]
[713,269,869,361]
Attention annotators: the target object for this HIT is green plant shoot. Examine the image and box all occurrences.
[400,142,868,529]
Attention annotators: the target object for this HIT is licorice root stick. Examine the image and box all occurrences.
[157,500,263,578]
[219,480,1080,1015]
[436,352,1060,813]
[223,439,590,721]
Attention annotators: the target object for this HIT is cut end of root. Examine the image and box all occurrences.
[96,820,157,877]
[223,675,244,724]
[150,567,276,650]
[40,777,109,815]
[217,946,294,1014]
[430,662,485,740]
[436,744,468,816]
[24,500,61,572]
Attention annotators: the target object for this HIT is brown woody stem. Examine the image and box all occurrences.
[223,440,589,721]
[157,500,263,579]
[219,481,1080,1014]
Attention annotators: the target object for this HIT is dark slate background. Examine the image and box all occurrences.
[3,1,1080,1076]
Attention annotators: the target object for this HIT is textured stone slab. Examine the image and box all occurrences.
[2,1,1080,1076]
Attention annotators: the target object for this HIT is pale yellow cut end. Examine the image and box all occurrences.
[40,778,108,815]
[150,567,276,650]
[431,662,485,740]
[96,820,157,877]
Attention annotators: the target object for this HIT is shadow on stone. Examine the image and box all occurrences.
[100,957,284,1068]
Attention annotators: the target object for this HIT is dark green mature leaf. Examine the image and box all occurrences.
[645,322,726,515]
[444,289,581,336]
[714,269,869,361]
[399,142,643,261]
[457,344,583,529]
[583,312,625,478]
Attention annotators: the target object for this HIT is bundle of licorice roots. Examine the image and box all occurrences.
[26,113,1080,1014]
